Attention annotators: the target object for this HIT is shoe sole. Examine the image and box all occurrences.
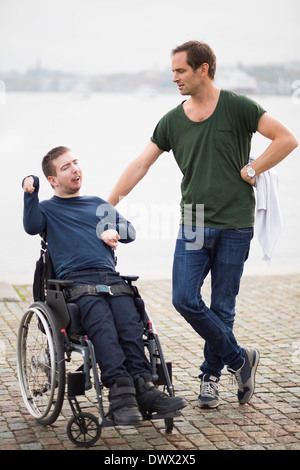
[149,397,187,414]
[198,402,219,409]
[198,398,220,409]
[112,414,143,425]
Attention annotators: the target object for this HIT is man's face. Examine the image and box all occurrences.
[48,151,82,197]
[172,51,202,96]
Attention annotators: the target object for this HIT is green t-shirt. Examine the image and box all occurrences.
[151,89,266,228]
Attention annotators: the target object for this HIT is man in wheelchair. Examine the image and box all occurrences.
[22,145,186,426]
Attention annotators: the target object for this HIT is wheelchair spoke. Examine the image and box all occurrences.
[67,412,101,447]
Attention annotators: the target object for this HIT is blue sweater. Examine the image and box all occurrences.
[23,176,136,278]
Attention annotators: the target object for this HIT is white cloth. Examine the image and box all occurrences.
[254,168,282,262]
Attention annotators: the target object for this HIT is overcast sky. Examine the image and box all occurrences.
[0,0,299,75]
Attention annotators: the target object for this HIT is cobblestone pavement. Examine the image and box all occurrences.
[0,275,300,451]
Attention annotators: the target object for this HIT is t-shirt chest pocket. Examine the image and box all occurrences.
[215,128,237,154]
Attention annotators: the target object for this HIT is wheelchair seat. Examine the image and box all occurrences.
[45,275,148,335]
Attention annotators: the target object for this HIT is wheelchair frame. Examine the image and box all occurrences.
[17,239,179,447]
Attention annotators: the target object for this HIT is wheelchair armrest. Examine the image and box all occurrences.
[47,279,73,291]
[46,280,73,330]
[121,275,139,285]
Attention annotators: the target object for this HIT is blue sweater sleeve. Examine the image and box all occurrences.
[23,175,46,235]
[115,212,136,244]
[95,202,136,244]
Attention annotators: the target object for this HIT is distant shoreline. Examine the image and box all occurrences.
[2,61,299,96]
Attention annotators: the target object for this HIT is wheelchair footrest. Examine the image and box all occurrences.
[143,410,181,420]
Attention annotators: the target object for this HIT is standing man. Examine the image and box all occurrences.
[107,41,298,408]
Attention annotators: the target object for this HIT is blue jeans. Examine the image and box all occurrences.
[64,269,152,387]
[172,226,253,378]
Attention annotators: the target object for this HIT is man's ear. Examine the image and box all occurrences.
[198,62,209,78]
[47,175,57,188]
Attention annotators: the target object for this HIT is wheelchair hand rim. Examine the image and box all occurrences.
[17,307,61,420]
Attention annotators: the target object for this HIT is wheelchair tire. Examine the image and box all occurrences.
[67,412,101,447]
[17,302,65,425]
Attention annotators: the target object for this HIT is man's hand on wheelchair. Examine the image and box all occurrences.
[101,229,120,250]
[23,176,35,193]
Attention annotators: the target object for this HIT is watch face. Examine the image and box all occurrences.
[247,167,255,178]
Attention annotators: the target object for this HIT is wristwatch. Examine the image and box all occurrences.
[246,164,256,178]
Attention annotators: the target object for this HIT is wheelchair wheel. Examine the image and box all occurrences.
[17,302,65,425]
[67,412,101,447]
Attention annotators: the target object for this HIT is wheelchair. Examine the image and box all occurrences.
[17,236,180,447]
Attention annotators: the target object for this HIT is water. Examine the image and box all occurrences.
[0,91,299,284]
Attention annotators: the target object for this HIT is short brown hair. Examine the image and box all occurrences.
[171,41,216,79]
[42,146,70,178]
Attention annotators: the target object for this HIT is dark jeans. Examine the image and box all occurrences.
[172,226,254,378]
[64,269,151,387]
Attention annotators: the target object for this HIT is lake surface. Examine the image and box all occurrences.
[0,91,299,283]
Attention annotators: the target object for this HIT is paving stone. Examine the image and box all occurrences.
[0,275,300,450]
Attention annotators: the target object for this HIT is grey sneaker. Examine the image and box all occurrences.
[198,375,219,408]
[228,348,260,405]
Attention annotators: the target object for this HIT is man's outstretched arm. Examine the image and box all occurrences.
[107,141,163,206]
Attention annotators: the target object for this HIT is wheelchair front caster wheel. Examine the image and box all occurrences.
[67,412,101,447]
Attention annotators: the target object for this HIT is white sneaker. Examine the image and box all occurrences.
[198,374,220,408]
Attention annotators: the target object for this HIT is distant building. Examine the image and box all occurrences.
[216,66,257,94]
